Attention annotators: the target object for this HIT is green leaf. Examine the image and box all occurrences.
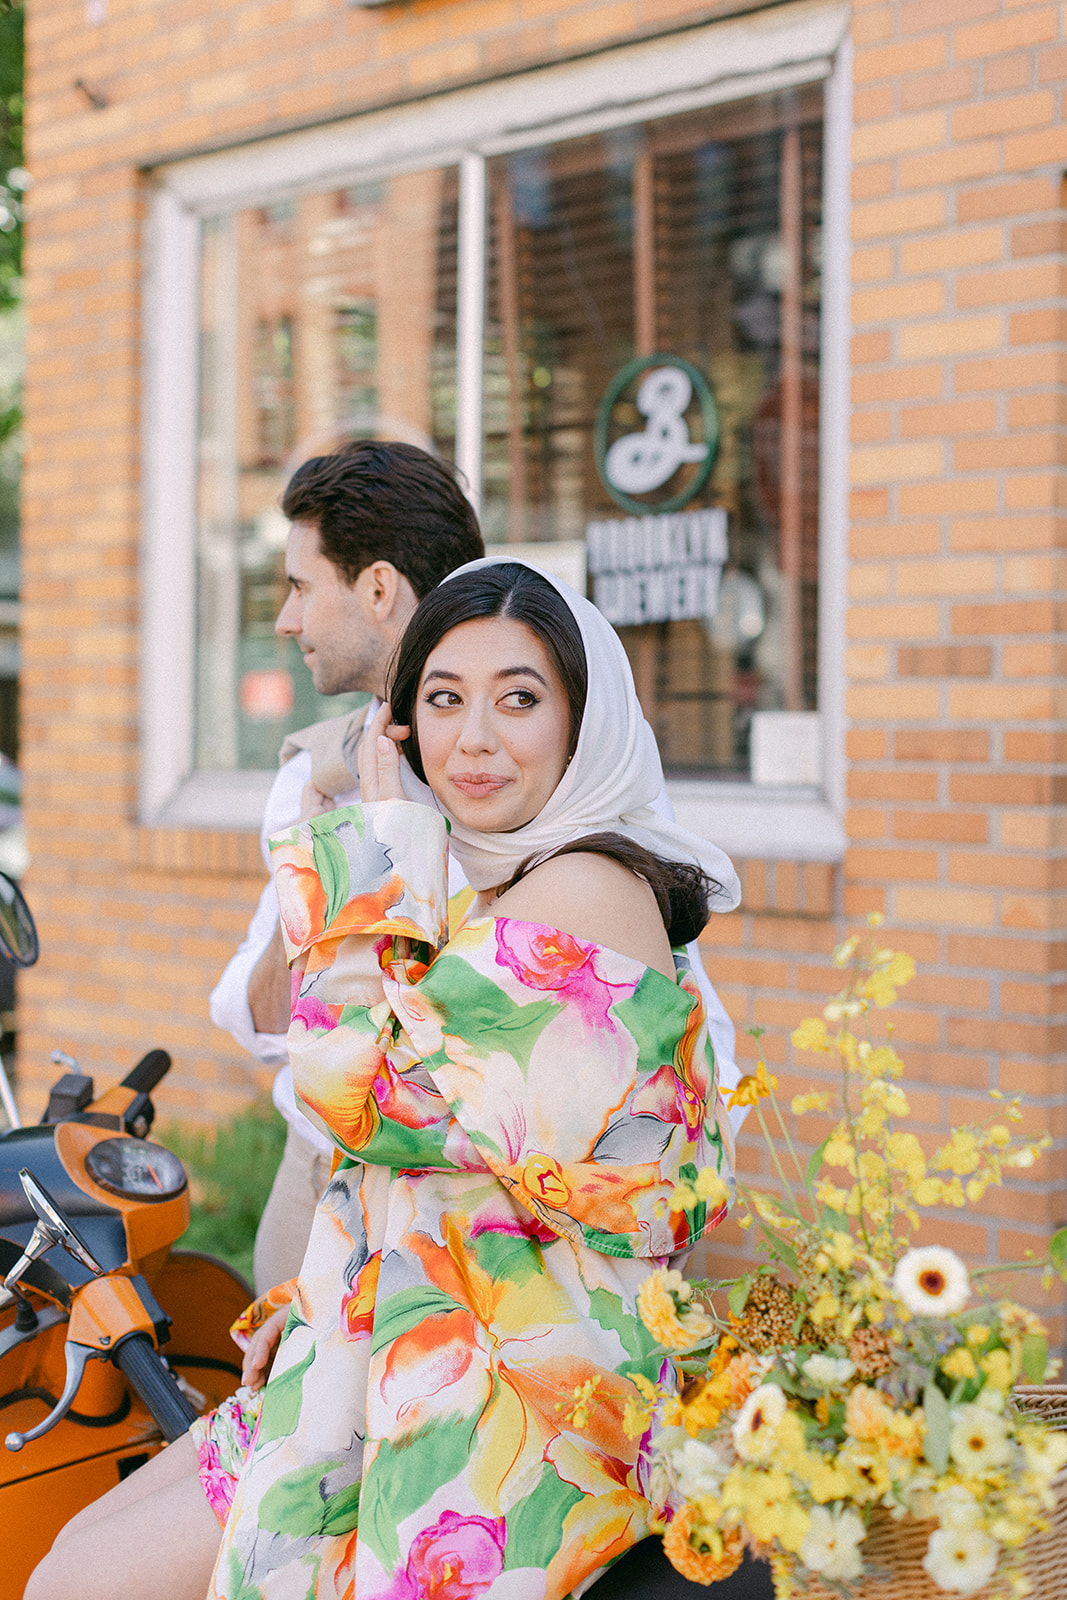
[312,826,352,929]
[586,1285,659,1377]
[1022,1332,1049,1384]
[756,1218,799,1276]
[369,1285,466,1356]
[359,1414,484,1570]
[923,1381,950,1475]
[257,1461,360,1538]
[1049,1228,1067,1280]
[805,1136,831,1198]
[417,953,561,1080]
[819,1207,850,1235]
[256,1343,316,1444]
[503,1464,585,1571]
[728,1274,753,1318]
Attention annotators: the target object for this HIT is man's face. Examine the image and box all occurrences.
[275,522,386,696]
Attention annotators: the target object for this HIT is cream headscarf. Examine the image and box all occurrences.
[407,556,740,909]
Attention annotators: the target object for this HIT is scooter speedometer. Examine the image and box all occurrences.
[84,1138,187,1203]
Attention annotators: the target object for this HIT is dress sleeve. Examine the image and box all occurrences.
[270,800,450,1156]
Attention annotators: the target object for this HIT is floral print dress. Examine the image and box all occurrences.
[206,799,734,1600]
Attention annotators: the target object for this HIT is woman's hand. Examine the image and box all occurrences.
[241,1305,289,1391]
[357,701,410,804]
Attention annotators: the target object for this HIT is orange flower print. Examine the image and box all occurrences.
[521,1152,572,1209]
[274,854,328,949]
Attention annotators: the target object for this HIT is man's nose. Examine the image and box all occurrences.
[276,593,299,637]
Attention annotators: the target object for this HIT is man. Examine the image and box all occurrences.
[210,440,485,1290]
[211,437,743,1292]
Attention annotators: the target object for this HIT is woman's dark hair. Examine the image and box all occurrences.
[389,563,588,768]
[389,562,718,944]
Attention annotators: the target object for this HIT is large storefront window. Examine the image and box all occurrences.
[159,14,839,824]
[483,88,822,776]
[195,169,459,771]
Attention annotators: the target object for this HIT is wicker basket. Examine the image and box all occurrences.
[767,1386,1067,1600]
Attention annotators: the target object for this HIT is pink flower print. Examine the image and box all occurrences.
[196,1438,239,1526]
[396,1511,508,1600]
[290,994,339,1034]
[495,919,636,1027]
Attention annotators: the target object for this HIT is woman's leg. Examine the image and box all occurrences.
[24,1430,222,1600]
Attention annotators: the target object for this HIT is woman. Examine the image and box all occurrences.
[30,559,739,1600]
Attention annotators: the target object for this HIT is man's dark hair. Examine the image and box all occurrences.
[280,440,484,596]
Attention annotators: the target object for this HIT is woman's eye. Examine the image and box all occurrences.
[425,690,461,708]
[504,689,538,709]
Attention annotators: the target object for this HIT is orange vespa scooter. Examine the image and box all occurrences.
[0,873,250,1597]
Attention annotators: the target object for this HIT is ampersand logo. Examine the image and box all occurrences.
[595,354,719,514]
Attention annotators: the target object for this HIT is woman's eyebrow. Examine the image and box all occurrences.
[496,666,549,685]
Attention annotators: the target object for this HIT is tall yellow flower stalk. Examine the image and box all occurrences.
[621,919,1067,1598]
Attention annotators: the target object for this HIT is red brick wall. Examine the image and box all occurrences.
[18,0,1067,1333]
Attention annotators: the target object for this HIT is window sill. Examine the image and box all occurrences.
[665,779,845,863]
[146,770,846,869]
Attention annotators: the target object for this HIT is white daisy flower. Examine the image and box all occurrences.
[933,1485,982,1531]
[949,1403,1013,1476]
[731,1383,787,1462]
[923,1526,999,1595]
[799,1505,866,1582]
[803,1353,856,1388]
[674,1437,729,1498]
[893,1246,970,1317]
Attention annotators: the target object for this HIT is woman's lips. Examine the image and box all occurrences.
[450,773,510,797]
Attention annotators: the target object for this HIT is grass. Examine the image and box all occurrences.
[158,1100,286,1290]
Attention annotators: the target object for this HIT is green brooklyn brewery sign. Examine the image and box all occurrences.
[590,355,725,627]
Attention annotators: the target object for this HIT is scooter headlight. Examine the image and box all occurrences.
[84,1137,188,1202]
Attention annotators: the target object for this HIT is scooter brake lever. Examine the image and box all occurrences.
[5,1339,99,1452]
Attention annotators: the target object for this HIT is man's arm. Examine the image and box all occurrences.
[247,919,293,1036]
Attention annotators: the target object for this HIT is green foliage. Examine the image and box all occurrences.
[160,1099,286,1286]
[0,2,23,314]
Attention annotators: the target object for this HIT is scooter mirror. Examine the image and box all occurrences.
[0,871,37,968]
[17,1169,103,1276]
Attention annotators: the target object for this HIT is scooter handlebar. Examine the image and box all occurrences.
[119,1050,172,1096]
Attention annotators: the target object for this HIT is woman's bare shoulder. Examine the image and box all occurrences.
[490,852,676,979]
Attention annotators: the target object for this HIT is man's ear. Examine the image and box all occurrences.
[360,560,403,621]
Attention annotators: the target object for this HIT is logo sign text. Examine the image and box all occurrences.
[586,508,728,627]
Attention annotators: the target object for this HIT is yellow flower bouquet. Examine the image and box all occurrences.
[627,921,1067,1598]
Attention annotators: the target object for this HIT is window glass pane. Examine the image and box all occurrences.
[195,168,459,771]
[484,88,822,777]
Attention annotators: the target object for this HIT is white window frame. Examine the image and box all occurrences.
[141,0,849,858]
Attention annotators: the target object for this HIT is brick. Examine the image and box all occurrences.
[1011,219,1067,257]
[982,52,1036,94]
[897,479,998,516]
[850,441,945,483]
[955,6,1059,58]
[846,806,889,839]
[958,261,1067,309]
[852,245,895,283]
[850,522,941,557]
[949,851,1052,890]
[853,109,947,163]
[849,770,941,801]
[947,933,1064,973]
[898,138,998,189]
[848,847,938,881]
[896,558,997,596]
[853,35,946,81]
[895,887,995,926]
[899,65,977,112]
[898,315,1002,359]
[900,226,1004,275]
[901,398,997,437]
[1003,642,1067,677]
[957,176,1061,221]
[951,772,1066,805]
[1004,124,1067,171]
[846,643,891,679]
[894,810,989,842]
[894,730,989,762]
[950,515,1061,552]
[847,685,942,720]
[953,90,1055,141]
[852,192,947,240]
[847,602,940,638]
[852,279,945,323]
[956,350,1065,391]
[852,363,943,403]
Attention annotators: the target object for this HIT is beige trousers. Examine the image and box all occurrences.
[252,1123,333,1295]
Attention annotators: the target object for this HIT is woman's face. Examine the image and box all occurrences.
[415,615,572,833]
